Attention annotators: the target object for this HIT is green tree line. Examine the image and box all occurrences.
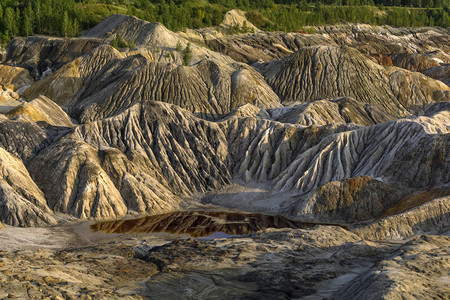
[0,0,449,45]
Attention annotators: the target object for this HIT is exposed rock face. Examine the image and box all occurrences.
[73,102,231,195]
[259,46,396,106]
[313,24,450,56]
[4,36,103,79]
[7,96,75,127]
[205,30,334,63]
[352,195,450,240]
[268,97,396,126]
[201,23,450,66]
[26,135,181,219]
[0,86,22,113]
[83,14,234,66]
[424,65,450,86]
[390,52,440,72]
[301,176,403,223]
[0,14,449,298]
[220,9,259,32]
[0,15,448,240]
[22,45,124,106]
[23,44,280,122]
[335,235,450,299]
[276,117,449,211]
[21,101,229,220]
[0,64,33,90]
[68,58,280,122]
[0,148,56,226]
[84,14,182,48]
[27,138,128,220]
[0,96,448,230]
[0,116,48,160]
[388,67,450,109]
[254,45,449,114]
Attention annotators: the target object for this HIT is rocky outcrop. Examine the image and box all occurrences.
[215,108,449,225]
[256,45,400,106]
[0,64,33,91]
[0,148,56,226]
[220,9,259,33]
[7,96,75,127]
[22,43,280,122]
[312,24,450,60]
[4,36,103,79]
[0,86,22,113]
[303,180,450,225]
[254,45,449,114]
[83,14,234,66]
[201,23,450,65]
[388,67,450,109]
[0,95,74,161]
[69,58,280,122]
[268,97,396,126]
[205,30,334,63]
[390,52,440,72]
[1,96,449,226]
[27,137,128,220]
[84,14,181,48]
[73,102,231,195]
[335,235,450,299]
[285,118,447,192]
[0,15,448,234]
[22,45,124,106]
[0,116,48,160]
[299,176,405,223]
[424,65,450,86]
[26,133,181,219]
[352,195,450,240]
[23,101,229,219]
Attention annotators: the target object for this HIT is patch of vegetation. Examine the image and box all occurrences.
[228,21,255,34]
[183,42,192,66]
[110,34,134,49]
[176,40,182,51]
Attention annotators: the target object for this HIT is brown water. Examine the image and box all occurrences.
[90,211,346,237]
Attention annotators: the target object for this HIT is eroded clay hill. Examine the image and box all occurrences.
[22,43,281,122]
[254,45,449,113]
[0,14,448,244]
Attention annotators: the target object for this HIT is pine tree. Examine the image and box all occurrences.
[117,34,128,48]
[24,2,34,35]
[62,11,70,37]
[0,4,3,31]
[73,19,80,37]
[111,37,119,49]
[23,12,32,36]
[4,7,16,38]
[34,0,42,33]
[14,7,21,36]
[183,42,192,66]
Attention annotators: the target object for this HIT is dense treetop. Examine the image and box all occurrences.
[0,0,449,44]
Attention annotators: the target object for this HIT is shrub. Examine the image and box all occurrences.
[183,42,192,66]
